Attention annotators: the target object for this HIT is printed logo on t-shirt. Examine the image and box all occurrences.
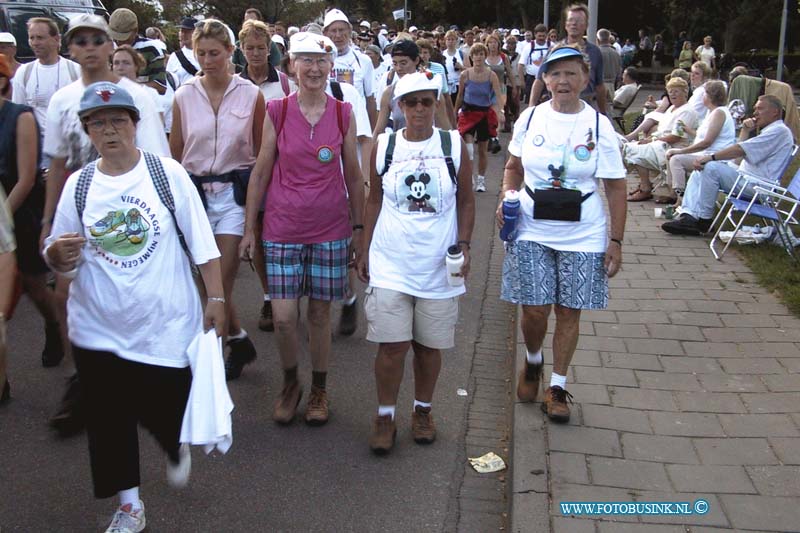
[86,195,161,268]
[332,67,355,86]
[398,168,442,213]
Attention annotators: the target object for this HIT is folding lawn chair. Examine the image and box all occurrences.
[709,166,800,260]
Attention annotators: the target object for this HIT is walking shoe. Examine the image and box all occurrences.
[1,379,9,405]
[368,414,396,455]
[304,385,329,426]
[41,322,64,368]
[105,501,145,533]
[166,443,191,488]
[489,137,502,154]
[411,405,436,444]
[540,386,574,423]
[273,380,303,424]
[661,214,711,236]
[258,300,274,332]
[517,364,543,402]
[225,335,257,381]
[338,298,358,336]
[474,176,486,192]
[49,373,85,438]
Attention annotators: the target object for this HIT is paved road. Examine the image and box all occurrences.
[0,139,511,532]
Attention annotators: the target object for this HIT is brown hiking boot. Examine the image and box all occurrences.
[540,386,574,423]
[273,381,302,424]
[411,406,436,444]
[369,414,397,455]
[517,364,543,402]
[304,386,329,426]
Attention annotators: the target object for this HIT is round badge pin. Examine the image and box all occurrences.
[317,145,334,163]
[532,134,545,146]
[574,144,591,161]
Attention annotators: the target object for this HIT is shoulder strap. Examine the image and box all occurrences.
[275,96,289,136]
[66,60,80,82]
[336,99,345,138]
[23,62,32,86]
[439,130,457,185]
[380,132,397,176]
[278,70,290,96]
[175,48,199,76]
[595,109,600,148]
[387,70,394,85]
[142,152,193,265]
[74,161,98,222]
[330,80,344,101]
[525,105,537,131]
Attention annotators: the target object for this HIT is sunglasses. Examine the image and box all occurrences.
[402,97,436,108]
[71,34,108,47]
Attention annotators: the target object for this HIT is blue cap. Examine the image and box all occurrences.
[78,82,140,121]
[540,46,584,74]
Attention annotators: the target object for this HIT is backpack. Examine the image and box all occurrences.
[330,80,344,102]
[74,152,194,267]
[379,130,458,186]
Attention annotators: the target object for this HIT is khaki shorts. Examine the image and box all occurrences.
[364,286,459,349]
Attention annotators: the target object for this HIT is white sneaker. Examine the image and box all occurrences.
[475,176,486,192]
[106,501,145,533]
[166,443,191,488]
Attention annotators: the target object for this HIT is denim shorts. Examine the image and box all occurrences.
[263,238,350,300]
[501,240,608,309]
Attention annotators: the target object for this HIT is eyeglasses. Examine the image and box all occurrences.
[296,56,330,68]
[85,117,130,132]
[402,97,436,108]
[71,34,108,47]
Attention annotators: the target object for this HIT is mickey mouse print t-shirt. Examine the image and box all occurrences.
[508,101,625,253]
[370,128,465,298]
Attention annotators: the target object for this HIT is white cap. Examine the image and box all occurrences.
[408,25,418,32]
[289,32,337,58]
[323,8,350,29]
[359,20,370,28]
[287,26,299,36]
[510,29,520,36]
[394,70,440,101]
[272,34,285,47]
[379,28,388,36]
[0,32,17,45]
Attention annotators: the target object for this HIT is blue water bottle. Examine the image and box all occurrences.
[499,190,521,241]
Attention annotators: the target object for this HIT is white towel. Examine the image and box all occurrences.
[180,330,234,454]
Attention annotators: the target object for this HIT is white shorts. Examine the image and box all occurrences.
[364,286,459,349]
[205,185,244,237]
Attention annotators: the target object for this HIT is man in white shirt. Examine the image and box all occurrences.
[663,95,794,236]
[12,17,81,169]
[323,8,377,129]
[165,17,199,86]
[518,24,549,105]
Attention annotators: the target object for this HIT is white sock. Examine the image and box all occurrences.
[466,143,474,161]
[414,399,432,410]
[344,294,357,306]
[550,372,567,390]
[118,487,141,510]
[526,349,543,366]
[378,405,396,420]
[229,328,247,341]
[263,294,271,301]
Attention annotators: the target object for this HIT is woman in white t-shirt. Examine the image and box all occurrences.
[665,80,735,207]
[497,46,626,424]
[687,60,712,121]
[694,36,716,70]
[44,83,224,533]
[442,30,464,103]
[358,72,474,455]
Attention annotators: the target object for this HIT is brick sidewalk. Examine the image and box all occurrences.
[511,173,800,532]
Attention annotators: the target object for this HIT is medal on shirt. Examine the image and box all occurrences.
[573,127,595,162]
[532,134,545,146]
[317,145,335,163]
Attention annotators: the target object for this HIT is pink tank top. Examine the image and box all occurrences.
[263,93,353,244]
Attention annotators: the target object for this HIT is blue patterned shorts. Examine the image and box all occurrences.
[500,240,608,309]
[264,238,350,301]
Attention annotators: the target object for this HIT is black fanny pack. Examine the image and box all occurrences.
[526,185,593,222]
[190,167,252,208]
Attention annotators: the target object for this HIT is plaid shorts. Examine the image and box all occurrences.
[501,240,608,310]
[263,238,350,301]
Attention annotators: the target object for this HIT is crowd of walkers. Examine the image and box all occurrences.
[1,2,795,531]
